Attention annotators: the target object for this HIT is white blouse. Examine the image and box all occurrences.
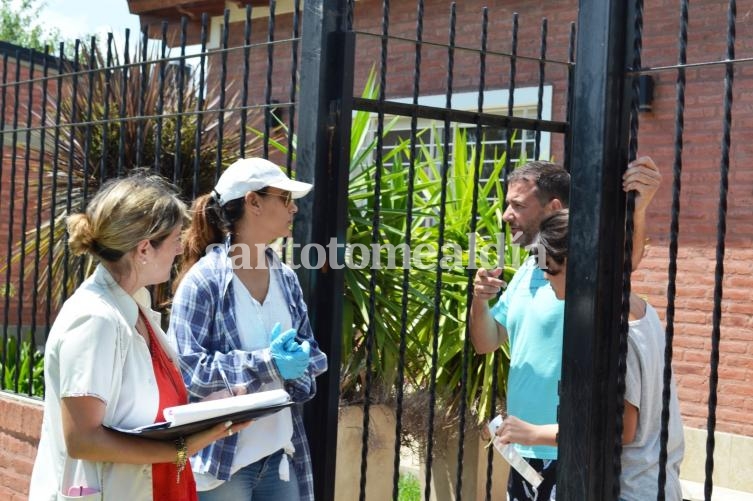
[29,264,174,501]
[193,265,294,491]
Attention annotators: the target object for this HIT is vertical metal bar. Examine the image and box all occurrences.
[0,51,7,382]
[239,5,252,158]
[660,2,689,498]
[136,26,149,169]
[563,22,576,173]
[14,49,36,393]
[77,38,92,286]
[360,2,389,498]
[0,51,7,224]
[296,1,353,499]
[78,39,91,286]
[456,8,488,499]
[100,34,113,180]
[155,22,168,175]
[484,351,500,501]
[346,0,355,31]
[706,2,735,500]
[174,17,188,185]
[214,9,230,178]
[84,37,96,197]
[263,0,277,159]
[63,40,81,301]
[425,6,455,500]
[534,18,547,160]
[281,0,301,265]
[392,3,423,498]
[614,1,645,498]
[45,43,66,344]
[2,50,22,390]
[0,51,7,294]
[503,13,518,186]
[494,17,519,488]
[193,14,208,192]
[30,47,51,393]
[117,29,130,177]
[557,0,633,499]
[285,0,301,173]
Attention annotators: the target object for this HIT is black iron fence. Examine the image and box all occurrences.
[0,4,300,379]
[1,0,750,500]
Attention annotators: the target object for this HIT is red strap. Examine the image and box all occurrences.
[140,310,197,501]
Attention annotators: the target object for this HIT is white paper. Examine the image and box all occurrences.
[164,389,291,426]
[487,415,544,488]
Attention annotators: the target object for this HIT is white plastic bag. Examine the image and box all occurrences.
[487,415,544,488]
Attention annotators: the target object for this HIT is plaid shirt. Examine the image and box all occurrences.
[168,241,327,501]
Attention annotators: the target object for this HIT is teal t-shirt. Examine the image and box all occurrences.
[490,257,563,460]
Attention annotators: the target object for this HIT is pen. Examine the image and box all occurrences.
[219,368,235,397]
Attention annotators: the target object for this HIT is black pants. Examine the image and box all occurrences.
[507,458,557,501]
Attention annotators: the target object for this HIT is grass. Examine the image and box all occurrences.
[398,473,421,501]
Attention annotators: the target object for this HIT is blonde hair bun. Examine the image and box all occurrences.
[66,213,95,256]
[66,174,188,263]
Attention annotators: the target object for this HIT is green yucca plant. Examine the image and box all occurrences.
[340,69,526,429]
[0,337,45,397]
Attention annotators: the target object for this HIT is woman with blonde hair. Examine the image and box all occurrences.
[29,174,250,501]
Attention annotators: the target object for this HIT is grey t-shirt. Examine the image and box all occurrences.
[621,303,685,501]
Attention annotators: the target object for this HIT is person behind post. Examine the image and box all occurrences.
[532,209,684,501]
[470,157,661,500]
[168,157,328,501]
[29,174,250,501]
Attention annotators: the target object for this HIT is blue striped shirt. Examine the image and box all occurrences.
[168,241,328,501]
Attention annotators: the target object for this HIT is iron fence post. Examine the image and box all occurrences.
[296,1,354,499]
[557,0,634,499]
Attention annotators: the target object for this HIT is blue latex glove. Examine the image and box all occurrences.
[269,323,311,380]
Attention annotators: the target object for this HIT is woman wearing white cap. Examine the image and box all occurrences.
[168,158,327,501]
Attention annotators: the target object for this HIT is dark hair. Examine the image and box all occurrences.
[508,161,570,207]
[174,193,245,287]
[537,209,569,265]
[174,187,278,288]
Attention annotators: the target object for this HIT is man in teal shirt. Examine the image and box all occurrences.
[469,157,661,500]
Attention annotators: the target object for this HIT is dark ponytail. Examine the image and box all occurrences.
[174,193,245,289]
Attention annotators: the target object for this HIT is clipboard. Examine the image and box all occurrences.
[106,390,293,441]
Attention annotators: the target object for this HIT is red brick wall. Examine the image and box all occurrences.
[633,0,753,437]
[0,153,51,331]
[1,55,54,128]
[1,55,59,338]
[0,393,42,500]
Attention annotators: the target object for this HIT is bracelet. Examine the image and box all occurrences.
[175,437,188,484]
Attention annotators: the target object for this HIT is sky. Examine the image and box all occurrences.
[43,0,141,42]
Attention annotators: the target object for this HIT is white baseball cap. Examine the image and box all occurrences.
[213,157,313,206]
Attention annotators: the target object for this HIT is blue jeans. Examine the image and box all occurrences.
[198,449,300,501]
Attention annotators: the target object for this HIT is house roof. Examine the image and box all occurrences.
[126,0,267,44]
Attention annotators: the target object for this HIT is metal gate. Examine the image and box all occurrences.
[1,0,751,500]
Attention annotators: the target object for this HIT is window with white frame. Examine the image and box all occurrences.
[372,86,553,181]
